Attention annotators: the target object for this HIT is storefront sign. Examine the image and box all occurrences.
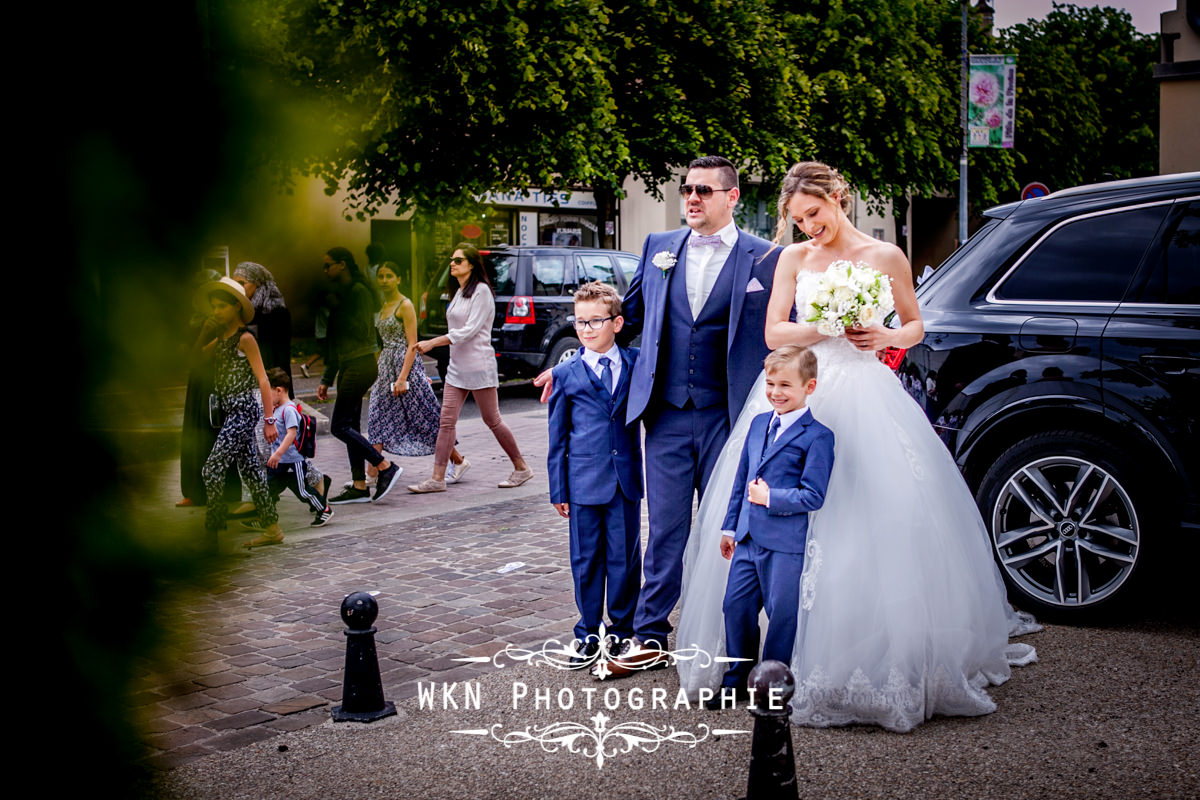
[480,189,597,210]
[518,212,537,246]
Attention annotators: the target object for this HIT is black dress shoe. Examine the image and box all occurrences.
[570,638,601,666]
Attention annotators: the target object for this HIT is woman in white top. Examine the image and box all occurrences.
[409,243,534,492]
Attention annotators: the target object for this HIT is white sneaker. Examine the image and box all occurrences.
[446,457,471,485]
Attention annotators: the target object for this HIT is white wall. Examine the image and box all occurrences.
[618,173,682,254]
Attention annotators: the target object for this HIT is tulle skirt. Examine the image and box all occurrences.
[676,337,1038,732]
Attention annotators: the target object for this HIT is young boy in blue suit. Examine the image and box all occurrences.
[710,345,835,708]
[547,282,643,665]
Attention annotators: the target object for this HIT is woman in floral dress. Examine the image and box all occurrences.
[367,262,442,459]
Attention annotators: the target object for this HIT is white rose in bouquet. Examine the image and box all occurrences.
[804,260,895,337]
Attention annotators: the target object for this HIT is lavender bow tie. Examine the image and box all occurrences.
[690,234,723,248]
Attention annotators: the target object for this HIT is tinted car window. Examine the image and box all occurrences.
[485,253,517,296]
[532,254,567,296]
[615,254,639,284]
[1137,200,1200,304]
[577,254,617,285]
[995,205,1168,302]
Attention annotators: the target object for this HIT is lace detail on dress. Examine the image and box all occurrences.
[791,665,926,733]
[791,661,1007,733]
[801,539,822,611]
[893,419,926,480]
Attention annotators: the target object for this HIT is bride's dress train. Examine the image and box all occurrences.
[676,268,1038,733]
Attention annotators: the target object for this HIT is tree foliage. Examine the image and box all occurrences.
[997,3,1159,194]
[779,0,962,209]
[239,1,1160,222]
[244,0,809,218]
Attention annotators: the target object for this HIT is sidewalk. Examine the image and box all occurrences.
[136,393,581,769]
[131,376,1199,799]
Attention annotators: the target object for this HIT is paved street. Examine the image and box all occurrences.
[133,377,580,767]
[129,376,1199,798]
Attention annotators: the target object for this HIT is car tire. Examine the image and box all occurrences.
[976,430,1148,620]
[544,337,581,369]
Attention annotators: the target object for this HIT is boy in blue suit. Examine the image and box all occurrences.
[547,282,643,665]
[711,345,835,707]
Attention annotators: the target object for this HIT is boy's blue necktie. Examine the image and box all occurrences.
[762,415,781,459]
[600,356,613,395]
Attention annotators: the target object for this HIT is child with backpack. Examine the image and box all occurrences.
[255,367,334,528]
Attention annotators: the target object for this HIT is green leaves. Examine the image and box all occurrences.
[242,0,809,216]
[998,3,1157,193]
[235,0,1157,223]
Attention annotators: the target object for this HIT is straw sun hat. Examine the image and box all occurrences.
[196,275,255,323]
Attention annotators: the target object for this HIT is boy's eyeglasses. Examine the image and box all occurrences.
[679,184,734,198]
[573,316,615,331]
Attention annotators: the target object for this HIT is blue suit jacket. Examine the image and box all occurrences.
[622,227,780,427]
[722,410,835,554]
[547,347,643,506]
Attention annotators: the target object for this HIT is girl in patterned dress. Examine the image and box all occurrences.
[366,262,447,460]
[197,277,284,549]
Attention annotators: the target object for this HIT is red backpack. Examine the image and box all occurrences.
[291,402,318,458]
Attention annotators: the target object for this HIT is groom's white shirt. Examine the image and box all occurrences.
[685,219,738,316]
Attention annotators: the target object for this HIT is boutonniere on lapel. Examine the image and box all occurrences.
[651,250,676,279]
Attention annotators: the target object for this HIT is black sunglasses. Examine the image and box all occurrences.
[450,256,467,265]
[679,183,734,198]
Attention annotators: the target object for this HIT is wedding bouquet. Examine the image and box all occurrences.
[804,260,895,337]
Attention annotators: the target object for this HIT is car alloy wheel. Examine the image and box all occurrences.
[981,434,1141,616]
[545,336,581,368]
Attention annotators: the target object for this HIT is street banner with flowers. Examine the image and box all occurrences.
[968,55,1017,148]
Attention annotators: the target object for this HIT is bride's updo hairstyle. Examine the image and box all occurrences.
[773,161,853,244]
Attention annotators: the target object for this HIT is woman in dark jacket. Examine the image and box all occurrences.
[232,261,293,394]
[316,247,403,504]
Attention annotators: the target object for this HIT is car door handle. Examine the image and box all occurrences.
[1138,354,1200,376]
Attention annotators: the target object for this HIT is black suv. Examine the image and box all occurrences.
[896,173,1199,619]
[418,245,640,381]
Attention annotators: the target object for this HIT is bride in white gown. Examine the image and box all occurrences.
[676,161,1037,733]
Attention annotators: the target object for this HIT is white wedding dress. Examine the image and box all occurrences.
[676,265,1039,733]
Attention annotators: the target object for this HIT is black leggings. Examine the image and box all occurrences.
[331,353,386,481]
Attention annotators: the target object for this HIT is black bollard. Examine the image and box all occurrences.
[331,591,397,723]
[743,659,799,800]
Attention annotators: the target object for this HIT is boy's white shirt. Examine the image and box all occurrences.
[768,406,810,442]
[580,343,621,391]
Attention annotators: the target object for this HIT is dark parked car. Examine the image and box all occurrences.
[894,172,1199,619]
[418,245,640,381]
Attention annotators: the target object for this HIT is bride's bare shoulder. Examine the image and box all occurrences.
[778,241,821,271]
[858,239,909,276]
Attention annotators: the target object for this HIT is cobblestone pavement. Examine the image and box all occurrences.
[137,495,588,769]
[131,387,607,769]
